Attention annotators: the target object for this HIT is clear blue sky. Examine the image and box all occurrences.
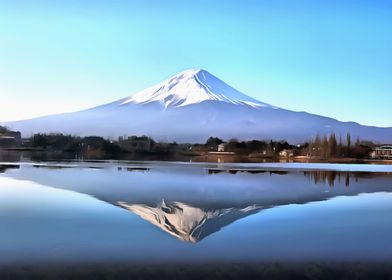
[0,0,391,126]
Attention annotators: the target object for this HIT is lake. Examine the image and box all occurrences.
[1,160,392,279]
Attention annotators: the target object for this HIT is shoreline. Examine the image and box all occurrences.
[1,148,392,165]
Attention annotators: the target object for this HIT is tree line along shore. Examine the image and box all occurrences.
[1,125,389,162]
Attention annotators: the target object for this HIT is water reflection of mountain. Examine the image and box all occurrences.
[2,163,392,242]
[118,200,262,243]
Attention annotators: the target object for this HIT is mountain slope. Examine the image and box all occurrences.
[2,69,392,143]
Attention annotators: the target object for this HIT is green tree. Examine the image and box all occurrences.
[346,132,352,156]
[322,135,329,159]
[328,133,337,158]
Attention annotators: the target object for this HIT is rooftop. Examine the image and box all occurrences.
[376,146,392,150]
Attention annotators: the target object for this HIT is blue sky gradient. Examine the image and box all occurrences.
[0,0,391,126]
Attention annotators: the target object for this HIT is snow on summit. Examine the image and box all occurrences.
[120,69,273,109]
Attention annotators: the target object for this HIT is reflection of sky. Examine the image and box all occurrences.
[1,166,392,265]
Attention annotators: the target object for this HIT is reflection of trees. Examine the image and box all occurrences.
[345,173,350,187]
[303,171,392,187]
[0,164,20,173]
[0,151,22,162]
[304,171,350,187]
[304,171,339,187]
[209,168,392,188]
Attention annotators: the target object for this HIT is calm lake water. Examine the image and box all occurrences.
[1,159,392,274]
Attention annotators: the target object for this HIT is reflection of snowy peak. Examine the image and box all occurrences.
[118,200,262,243]
[119,69,273,109]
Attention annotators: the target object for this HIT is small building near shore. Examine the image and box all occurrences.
[372,146,392,159]
[279,149,294,158]
[217,143,226,152]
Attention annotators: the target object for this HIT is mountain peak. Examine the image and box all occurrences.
[119,69,274,109]
[179,68,205,76]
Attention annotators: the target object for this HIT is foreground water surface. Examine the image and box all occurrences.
[0,160,392,270]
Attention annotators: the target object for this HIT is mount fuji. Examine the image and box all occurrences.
[3,69,392,143]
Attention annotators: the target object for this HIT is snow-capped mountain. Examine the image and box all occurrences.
[3,69,392,143]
